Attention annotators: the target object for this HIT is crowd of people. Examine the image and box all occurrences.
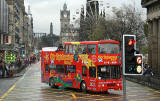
[0,55,40,78]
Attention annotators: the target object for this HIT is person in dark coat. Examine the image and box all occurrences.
[144,65,153,76]
[0,59,5,77]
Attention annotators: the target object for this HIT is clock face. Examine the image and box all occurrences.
[64,13,67,18]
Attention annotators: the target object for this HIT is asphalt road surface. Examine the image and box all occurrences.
[0,62,160,101]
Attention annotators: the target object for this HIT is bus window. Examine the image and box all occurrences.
[65,45,69,54]
[56,65,64,73]
[69,45,73,54]
[82,66,87,76]
[73,45,78,54]
[49,64,56,71]
[45,64,49,73]
[64,65,68,74]
[88,44,96,54]
[98,43,120,54]
[66,65,76,73]
[78,44,87,54]
[89,67,96,78]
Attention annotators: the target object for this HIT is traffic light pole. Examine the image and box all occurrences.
[122,75,127,101]
[122,37,127,101]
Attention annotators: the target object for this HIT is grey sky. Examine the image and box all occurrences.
[24,0,146,35]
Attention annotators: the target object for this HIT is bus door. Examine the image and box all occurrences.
[44,64,50,82]
[64,65,76,87]
[82,66,87,80]
[89,67,97,90]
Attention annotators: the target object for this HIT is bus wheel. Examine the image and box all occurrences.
[49,78,55,88]
[81,81,87,92]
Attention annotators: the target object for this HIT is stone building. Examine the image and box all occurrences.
[6,0,26,52]
[3,0,34,58]
[60,3,79,44]
[26,6,34,56]
[141,0,160,75]
[0,0,10,60]
[0,0,9,45]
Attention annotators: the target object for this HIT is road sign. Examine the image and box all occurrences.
[136,56,142,64]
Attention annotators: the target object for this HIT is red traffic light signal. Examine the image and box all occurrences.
[128,39,135,46]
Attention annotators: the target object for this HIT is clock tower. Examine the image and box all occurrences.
[60,3,70,44]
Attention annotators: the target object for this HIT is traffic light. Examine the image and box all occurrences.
[123,35,143,75]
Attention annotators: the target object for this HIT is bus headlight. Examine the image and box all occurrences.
[102,84,104,87]
[98,77,101,80]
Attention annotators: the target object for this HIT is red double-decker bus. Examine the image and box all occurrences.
[41,40,122,92]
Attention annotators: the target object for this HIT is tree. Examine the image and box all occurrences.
[79,3,146,53]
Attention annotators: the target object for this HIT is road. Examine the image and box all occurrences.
[0,62,160,101]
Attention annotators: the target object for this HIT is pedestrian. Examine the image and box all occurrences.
[0,59,3,77]
[0,60,5,77]
[9,63,14,77]
[144,65,153,76]
[143,63,147,75]
[29,57,32,66]
[4,62,10,77]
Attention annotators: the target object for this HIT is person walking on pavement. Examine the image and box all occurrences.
[29,57,32,66]
[144,65,153,76]
[4,62,10,77]
[0,59,3,77]
[0,59,5,77]
[9,63,14,77]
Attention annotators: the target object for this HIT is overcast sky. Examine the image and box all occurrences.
[24,0,146,35]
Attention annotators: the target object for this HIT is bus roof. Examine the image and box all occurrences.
[42,47,58,51]
[64,40,119,45]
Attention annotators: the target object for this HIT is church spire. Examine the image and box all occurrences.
[63,3,67,10]
[28,5,31,15]
[50,22,53,35]
[103,8,105,18]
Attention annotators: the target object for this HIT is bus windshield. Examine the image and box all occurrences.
[98,43,120,54]
[97,66,121,80]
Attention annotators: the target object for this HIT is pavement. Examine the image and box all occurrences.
[0,64,32,97]
[0,62,160,101]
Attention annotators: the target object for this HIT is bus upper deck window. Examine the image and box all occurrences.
[65,45,69,54]
[69,45,73,54]
[79,45,87,54]
[98,43,120,54]
[88,44,96,54]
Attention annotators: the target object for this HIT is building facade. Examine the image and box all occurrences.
[142,0,160,75]
[0,0,34,59]
[0,0,9,45]
[60,3,79,44]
